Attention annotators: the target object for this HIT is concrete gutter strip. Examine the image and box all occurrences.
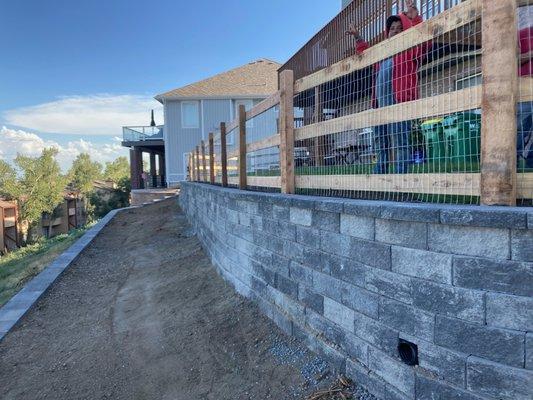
[0,208,122,342]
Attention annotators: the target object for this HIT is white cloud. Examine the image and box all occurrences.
[3,94,163,136]
[0,126,127,171]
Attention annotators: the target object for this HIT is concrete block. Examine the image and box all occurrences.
[340,214,374,240]
[298,286,324,314]
[282,241,306,264]
[368,347,415,398]
[251,261,276,287]
[323,297,355,332]
[415,374,484,400]
[342,200,383,218]
[435,316,525,368]
[345,359,387,400]
[375,219,427,250]
[275,274,298,299]
[312,210,340,233]
[340,332,369,365]
[400,333,467,387]
[511,229,533,262]
[300,248,328,272]
[289,196,316,210]
[528,212,533,229]
[453,257,533,297]
[440,207,527,229]
[314,198,344,213]
[238,212,251,227]
[365,268,412,304]
[353,310,399,357]
[527,333,533,370]
[412,281,484,323]
[305,309,346,345]
[253,231,284,255]
[320,231,350,256]
[313,270,346,304]
[289,262,314,287]
[349,237,391,270]
[266,286,305,326]
[263,219,296,241]
[269,253,290,276]
[379,203,440,223]
[391,247,452,284]
[428,224,510,259]
[308,336,346,373]
[295,226,321,248]
[290,207,312,226]
[467,356,533,400]
[341,284,379,318]
[270,306,293,336]
[379,298,434,342]
[329,259,367,288]
[486,292,533,331]
[272,204,289,220]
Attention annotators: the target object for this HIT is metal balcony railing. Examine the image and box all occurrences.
[122,125,164,142]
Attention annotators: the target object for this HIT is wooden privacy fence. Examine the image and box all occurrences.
[189,0,533,206]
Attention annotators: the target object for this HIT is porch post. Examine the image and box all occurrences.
[158,153,166,187]
[149,152,157,188]
[130,148,143,190]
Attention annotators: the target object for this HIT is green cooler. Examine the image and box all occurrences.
[442,113,481,165]
[421,118,446,162]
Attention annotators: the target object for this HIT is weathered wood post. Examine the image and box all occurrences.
[188,152,193,181]
[238,104,247,190]
[209,132,215,184]
[280,69,295,194]
[195,146,200,183]
[480,0,518,206]
[220,122,228,187]
[201,140,207,182]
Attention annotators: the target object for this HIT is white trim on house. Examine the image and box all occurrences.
[156,94,269,103]
[181,101,200,129]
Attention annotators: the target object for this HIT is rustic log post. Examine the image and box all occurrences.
[480,0,518,206]
[209,132,215,184]
[201,140,207,182]
[195,146,200,183]
[280,69,295,194]
[238,104,247,190]
[220,122,228,187]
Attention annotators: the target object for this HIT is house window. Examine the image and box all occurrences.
[181,101,199,128]
[456,73,482,90]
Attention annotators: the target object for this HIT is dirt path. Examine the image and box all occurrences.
[0,199,342,400]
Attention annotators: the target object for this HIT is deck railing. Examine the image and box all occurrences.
[189,0,533,206]
[122,125,164,142]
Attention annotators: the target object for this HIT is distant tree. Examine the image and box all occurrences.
[8,149,67,236]
[68,153,103,195]
[0,160,17,198]
[104,157,129,183]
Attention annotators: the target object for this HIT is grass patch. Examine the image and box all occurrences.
[0,226,89,307]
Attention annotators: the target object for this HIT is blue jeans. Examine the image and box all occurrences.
[374,121,411,174]
[517,101,533,168]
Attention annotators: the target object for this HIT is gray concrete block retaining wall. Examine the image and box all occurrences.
[179,182,533,400]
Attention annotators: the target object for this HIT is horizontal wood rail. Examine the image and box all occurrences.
[294,0,481,94]
[227,134,280,159]
[295,173,533,198]
[295,86,481,141]
[228,176,281,188]
[246,91,280,120]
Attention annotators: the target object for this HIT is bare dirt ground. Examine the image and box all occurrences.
[0,198,364,400]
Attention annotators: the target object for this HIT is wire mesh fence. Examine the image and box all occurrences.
[280,0,464,82]
[293,0,482,204]
[213,131,223,185]
[517,2,533,205]
[188,0,530,207]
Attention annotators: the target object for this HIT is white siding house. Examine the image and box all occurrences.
[155,59,280,187]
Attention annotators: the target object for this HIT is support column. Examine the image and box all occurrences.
[480,0,518,205]
[158,153,166,187]
[130,148,143,190]
[238,105,247,190]
[149,152,157,188]
[280,69,295,194]
[221,122,228,187]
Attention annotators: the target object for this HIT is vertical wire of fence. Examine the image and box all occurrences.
[517,1,533,205]
[245,104,281,192]
[226,126,239,187]
[291,0,483,204]
[213,130,223,185]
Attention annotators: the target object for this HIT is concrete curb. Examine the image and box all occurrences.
[0,208,124,343]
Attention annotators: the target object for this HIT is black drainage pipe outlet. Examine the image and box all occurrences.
[398,339,418,366]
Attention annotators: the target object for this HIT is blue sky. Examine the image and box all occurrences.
[0,0,340,169]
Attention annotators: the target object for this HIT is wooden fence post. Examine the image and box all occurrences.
[195,146,200,183]
[201,140,207,182]
[280,69,295,194]
[209,132,215,184]
[238,104,247,190]
[480,0,518,206]
[220,122,228,187]
[188,152,192,181]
